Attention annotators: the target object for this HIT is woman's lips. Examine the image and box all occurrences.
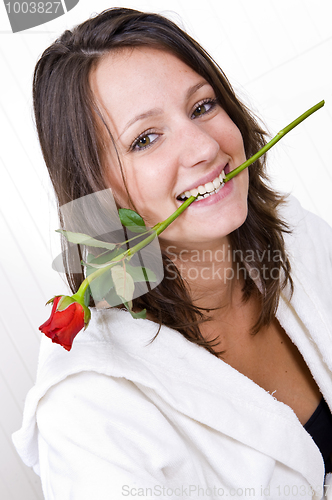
[177,164,229,201]
[185,175,234,209]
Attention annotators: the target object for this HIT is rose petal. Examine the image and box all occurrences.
[39,297,85,351]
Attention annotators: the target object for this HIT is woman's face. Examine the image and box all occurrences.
[90,47,248,251]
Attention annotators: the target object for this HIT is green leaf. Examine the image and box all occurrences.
[86,250,121,265]
[111,265,135,303]
[125,263,157,283]
[84,286,91,307]
[131,309,147,319]
[56,229,116,250]
[118,209,146,233]
[84,249,124,273]
[122,301,147,319]
[104,286,121,306]
[89,269,114,302]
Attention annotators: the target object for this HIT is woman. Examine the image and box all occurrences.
[12,7,332,499]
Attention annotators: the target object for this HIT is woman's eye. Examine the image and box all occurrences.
[192,99,216,119]
[132,132,159,151]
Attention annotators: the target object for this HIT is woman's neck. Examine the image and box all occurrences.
[162,237,242,312]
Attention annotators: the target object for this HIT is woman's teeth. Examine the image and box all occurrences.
[177,170,226,202]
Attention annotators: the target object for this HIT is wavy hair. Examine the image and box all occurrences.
[33,7,292,355]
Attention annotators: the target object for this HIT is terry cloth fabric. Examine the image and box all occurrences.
[12,196,332,500]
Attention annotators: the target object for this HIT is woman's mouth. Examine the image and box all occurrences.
[176,167,227,202]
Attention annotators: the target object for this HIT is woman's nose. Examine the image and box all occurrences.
[177,120,220,169]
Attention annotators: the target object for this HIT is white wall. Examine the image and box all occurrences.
[0,0,331,498]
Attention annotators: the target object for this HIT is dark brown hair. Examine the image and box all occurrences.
[33,7,292,355]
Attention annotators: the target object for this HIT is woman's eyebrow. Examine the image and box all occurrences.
[119,80,209,138]
[120,108,163,137]
[186,81,209,99]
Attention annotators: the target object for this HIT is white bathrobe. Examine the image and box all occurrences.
[12,196,332,500]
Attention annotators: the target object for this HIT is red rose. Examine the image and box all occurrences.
[39,295,91,351]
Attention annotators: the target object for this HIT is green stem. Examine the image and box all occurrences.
[76,100,325,299]
[76,197,197,297]
[224,100,325,182]
[153,196,197,235]
[75,260,119,299]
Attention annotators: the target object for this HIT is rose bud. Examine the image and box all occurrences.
[39,295,91,351]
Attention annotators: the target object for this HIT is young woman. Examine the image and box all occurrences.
[13,8,332,499]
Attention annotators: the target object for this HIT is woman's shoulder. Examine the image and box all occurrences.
[279,194,332,235]
[277,195,332,313]
[15,360,194,495]
[12,308,194,472]
[278,194,332,257]
[33,307,190,398]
